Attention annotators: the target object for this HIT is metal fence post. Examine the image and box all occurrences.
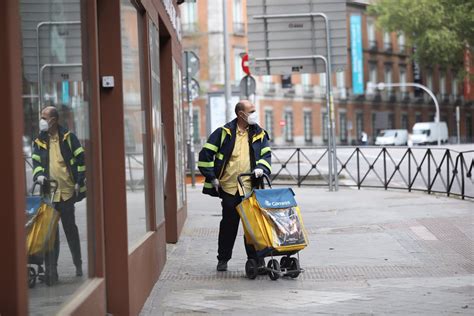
[408,148,412,192]
[357,148,360,190]
[461,153,465,200]
[427,149,431,194]
[383,148,387,190]
[297,148,301,187]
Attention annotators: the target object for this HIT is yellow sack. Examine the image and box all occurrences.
[236,188,308,254]
[26,202,60,256]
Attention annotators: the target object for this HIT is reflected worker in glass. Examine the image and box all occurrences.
[32,106,86,285]
[198,100,272,272]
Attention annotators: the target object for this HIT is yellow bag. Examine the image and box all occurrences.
[26,202,60,256]
[237,188,308,254]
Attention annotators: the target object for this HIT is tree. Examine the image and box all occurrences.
[368,0,474,72]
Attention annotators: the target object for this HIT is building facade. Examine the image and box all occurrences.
[1,0,187,314]
[182,0,474,146]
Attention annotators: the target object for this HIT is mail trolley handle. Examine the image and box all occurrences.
[237,172,272,196]
[31,179,58,201]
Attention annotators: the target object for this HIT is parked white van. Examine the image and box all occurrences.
[410,122,449,145]
[375,129,408,146]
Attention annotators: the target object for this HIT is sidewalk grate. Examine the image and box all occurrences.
[159,264,469,282]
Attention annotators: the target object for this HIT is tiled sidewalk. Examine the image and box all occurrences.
[141,185,473,315]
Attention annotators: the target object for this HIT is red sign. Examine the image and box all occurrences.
[279,120,286,126]
[241,53,250,75]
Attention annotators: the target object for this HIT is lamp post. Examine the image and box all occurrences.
[368,82,441,146]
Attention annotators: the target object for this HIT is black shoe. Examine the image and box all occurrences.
[216,260,228,271]
[257,259,267,275]
[75,265,83,277]
[44,272,59,286]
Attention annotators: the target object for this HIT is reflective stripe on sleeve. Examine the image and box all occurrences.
[204,182,213,189]
[32,154,41,163]
[73,147,84,157]
[260,147,271,156]
[257,159,271,172]
[77,165,86,172]
[203,143,218,152]
[198,161,214,168]
[33,166,44,176]
[216,153,224,160]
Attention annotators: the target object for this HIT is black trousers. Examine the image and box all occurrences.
[217,189,257,261]
[44,197,82,273]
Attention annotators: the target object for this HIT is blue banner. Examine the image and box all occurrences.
[350,15,364,95]
[62,81,70,105]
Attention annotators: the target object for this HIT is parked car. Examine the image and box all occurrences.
[375,129,408,146]
[410,122,449,145]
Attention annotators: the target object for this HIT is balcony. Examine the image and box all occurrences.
[302,85,314,98]
[369,40,377,52]
[400,91,410,103]
[398,44,407,55]
[233,22,245,36]
[384,42,393,53]
[263,83,276,96]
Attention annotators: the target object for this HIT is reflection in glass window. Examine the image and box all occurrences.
[173,61,186,210]
[20,0,91,312]
[149,19,165,225]
[121,1,149,247]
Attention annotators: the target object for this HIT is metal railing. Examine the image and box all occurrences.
[270,146,474,200]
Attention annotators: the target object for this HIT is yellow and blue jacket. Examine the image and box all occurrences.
[32,125,86,202]
[198,118,272,197]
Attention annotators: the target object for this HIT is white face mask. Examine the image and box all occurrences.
[246,112,258,125]
[39,119,49,132]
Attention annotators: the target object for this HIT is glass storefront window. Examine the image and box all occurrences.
[121,1,149,247]
[20,0,91,313]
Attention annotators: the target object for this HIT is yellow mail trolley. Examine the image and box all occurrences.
[236,174,308,280]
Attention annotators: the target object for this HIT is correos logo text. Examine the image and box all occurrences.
[264,200,291,207]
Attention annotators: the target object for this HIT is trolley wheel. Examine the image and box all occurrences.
[245,259,258,280]
[267,259,280,281]
[288,258,301,278]
[28,267,36,288]
[280,256,290,269]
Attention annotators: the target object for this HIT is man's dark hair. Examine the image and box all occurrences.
[235,102,246,116]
